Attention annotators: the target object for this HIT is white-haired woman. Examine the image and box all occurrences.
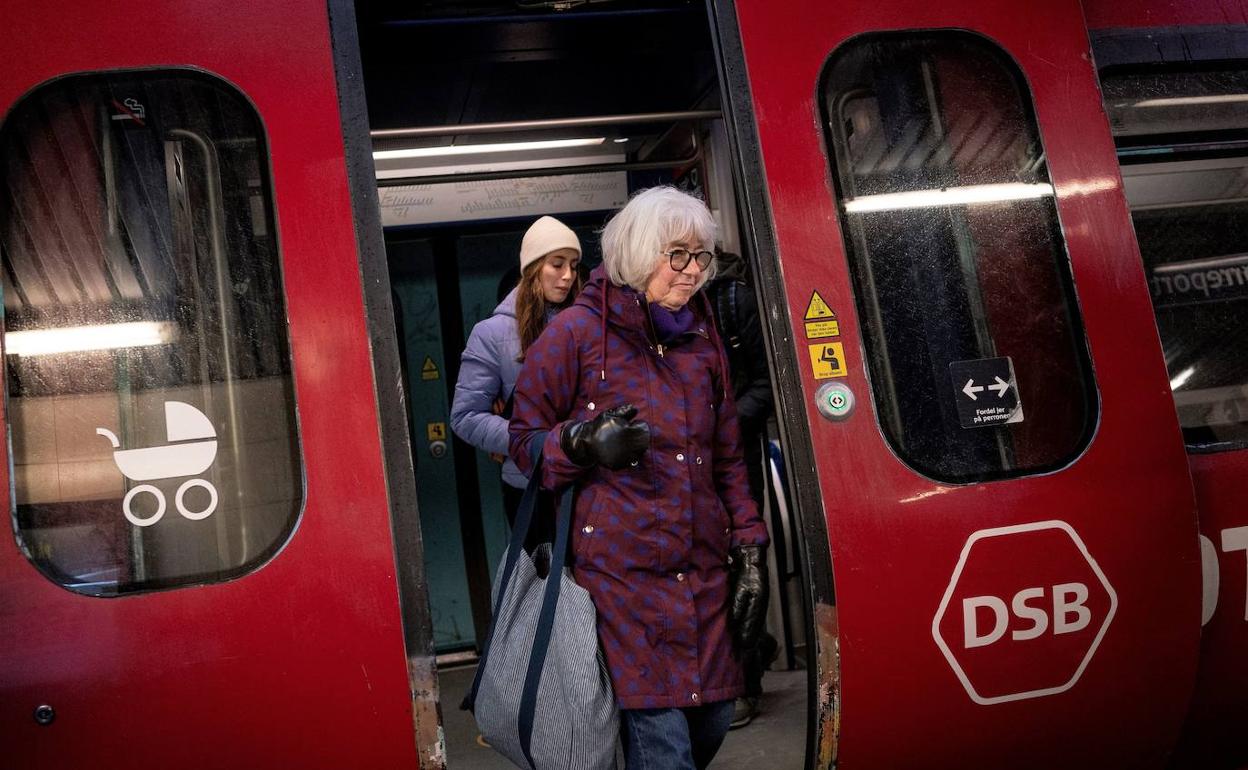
[509,186,770,769]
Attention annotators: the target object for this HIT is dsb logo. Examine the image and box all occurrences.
[933,521,1117,705]
[963,582,1092,648]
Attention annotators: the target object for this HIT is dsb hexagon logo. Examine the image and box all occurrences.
[932,520,1117,705]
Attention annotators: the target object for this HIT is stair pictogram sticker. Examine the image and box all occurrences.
[421,356,440,381]
[803,290,840,340]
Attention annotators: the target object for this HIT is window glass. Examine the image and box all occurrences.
[0,71,302,595]
[1103,66,1248,450]
[820,32,1097,483]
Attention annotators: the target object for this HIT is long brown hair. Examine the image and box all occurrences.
[515,256,582,360]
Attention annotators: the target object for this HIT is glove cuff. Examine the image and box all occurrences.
[731,544,764,567]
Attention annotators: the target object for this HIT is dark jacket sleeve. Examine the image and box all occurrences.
[710,338,770,549]
[733,283,774,438]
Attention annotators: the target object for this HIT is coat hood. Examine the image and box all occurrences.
[493,287,518,319]
[712,251,748,283]
[574,266,731,399]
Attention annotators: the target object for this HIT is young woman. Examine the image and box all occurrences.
[450,215,582,523]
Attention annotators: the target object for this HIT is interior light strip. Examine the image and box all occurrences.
[843,182,1055,213]
[373,137,606,160]
[1133,94,1248,108]
[6,321,178,356]
[1169,366,1195,391]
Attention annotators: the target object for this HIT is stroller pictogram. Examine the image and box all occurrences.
[97,401,220,527]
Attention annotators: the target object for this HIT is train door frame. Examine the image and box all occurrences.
[327,2,443,765]
[706,3,839,767]
[707,0,1204,766]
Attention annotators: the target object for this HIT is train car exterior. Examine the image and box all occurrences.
[0,1,431,767]
[2,0,1247,767]
[718,0,1200,766]
[1084,2,1248,766]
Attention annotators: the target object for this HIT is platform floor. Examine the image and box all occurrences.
[438,664,808,769]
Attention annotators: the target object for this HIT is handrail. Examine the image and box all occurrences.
[370,110,721,140]
[376,138,700,187]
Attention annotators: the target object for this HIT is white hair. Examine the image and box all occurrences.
[600,186,719,292]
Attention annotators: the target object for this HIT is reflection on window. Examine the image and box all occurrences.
[0,71,302,595]
[821,32,1096,483]
[1105,67,1248,450]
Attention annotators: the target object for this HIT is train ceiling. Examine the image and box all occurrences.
[355,0,718,172]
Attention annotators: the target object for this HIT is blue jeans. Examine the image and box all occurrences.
[620,700,735,770]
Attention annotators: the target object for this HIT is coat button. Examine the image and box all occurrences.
[690,692,700,703]
[676,453,685,462]
[587,402,596,411]
[695,456,703,465]
[583,525,594,534]
[676,572,685,582]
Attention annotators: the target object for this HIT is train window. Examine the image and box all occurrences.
[819,32,1096,483]
[0,71,302,595]
[1103,66,1248,450]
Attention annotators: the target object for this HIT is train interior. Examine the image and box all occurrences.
[1096,53,1248,445]
[355,2,813,766]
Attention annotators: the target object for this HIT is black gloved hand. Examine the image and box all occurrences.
[560,404,650,470]
[729,545,769,653]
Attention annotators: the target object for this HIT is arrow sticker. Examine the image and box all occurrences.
[949,357,1023,429]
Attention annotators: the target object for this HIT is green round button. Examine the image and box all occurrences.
[816,382,854,421]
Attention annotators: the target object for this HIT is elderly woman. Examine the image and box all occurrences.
[509,186,769,769]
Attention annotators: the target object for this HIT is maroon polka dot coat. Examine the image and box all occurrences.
[509,266,769,710]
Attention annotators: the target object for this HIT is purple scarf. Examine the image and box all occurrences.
[649,303,696,343]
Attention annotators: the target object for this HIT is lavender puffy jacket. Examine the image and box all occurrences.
[450,288,528,489]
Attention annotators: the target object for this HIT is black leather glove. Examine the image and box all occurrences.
[560,404,650,470]
[729,545,768,653]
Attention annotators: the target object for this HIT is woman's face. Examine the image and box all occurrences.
[540,248,580,304]
[644,239,710,310]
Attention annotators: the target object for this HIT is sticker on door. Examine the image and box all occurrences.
[96,401,220,527]
[809,342,847,379]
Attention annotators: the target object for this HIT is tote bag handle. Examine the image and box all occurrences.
[466,430,578,767]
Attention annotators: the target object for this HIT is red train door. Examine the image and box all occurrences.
[0,2,425,767]
[715,0,1202,766]
[1084,2,1248,765]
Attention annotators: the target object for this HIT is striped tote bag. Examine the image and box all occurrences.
[466,440,619,770]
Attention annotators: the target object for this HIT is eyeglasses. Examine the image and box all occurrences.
[664,248,715,272]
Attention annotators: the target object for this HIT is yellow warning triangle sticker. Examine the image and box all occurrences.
[804,291,835,321]
[421,356,440,380]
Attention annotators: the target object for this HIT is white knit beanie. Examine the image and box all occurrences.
[520,216,581,271]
